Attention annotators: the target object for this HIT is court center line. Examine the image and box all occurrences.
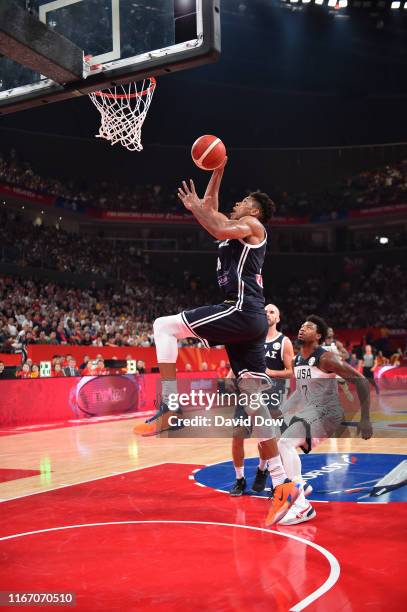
[0,520,340,611]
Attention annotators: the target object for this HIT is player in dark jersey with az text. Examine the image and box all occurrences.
[139,159,302,525]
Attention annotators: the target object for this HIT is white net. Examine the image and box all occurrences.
[89,78,156,152]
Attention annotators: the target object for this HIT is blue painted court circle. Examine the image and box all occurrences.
[194,453,407,503]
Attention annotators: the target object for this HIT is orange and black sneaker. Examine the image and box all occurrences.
[133,401,183,437]
[265,479,302,526]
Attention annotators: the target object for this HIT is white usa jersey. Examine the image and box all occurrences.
[294,346,339,410]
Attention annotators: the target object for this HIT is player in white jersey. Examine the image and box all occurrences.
[322,327,349,361]
[229,303,294,496]
[322,326,354,401]
[277,315,373,525]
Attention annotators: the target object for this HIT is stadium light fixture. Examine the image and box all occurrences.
[338,0,348,6]
[378,236,389,244]
[302,0,312,3]
[328,0,336,6]
[315,0,324,5]
[391,1,400,8]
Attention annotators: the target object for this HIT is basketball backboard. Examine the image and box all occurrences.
[0,0,221,114]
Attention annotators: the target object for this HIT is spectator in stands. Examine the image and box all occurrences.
[136,360,145,374]
[56,326,68,344]
[390,348,403,366]
[52,362,64,377]
[349,353,360,370]
[82,361,96,376]
[0,322,7,347]
[200,362,208,371]
[48,331,59,345]
[79,355,90,370]
[0,360,5,378]
[82,332,93,346]
[52,356,62,369]
[373,351,388,369]
[184,363,193,372]
[63,357,80,377]
[15,363,31,378]
[216,360,230,378]
[8,318,17,337]
[95,359,108,376]
[31,364,40,378]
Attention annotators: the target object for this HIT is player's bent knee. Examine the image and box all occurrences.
[153,316,166,337]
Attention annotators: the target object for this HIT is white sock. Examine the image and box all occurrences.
[162,379,178,406]
[235,466,244,479]
[268,455,287,487]
[259,459,268,471]
[278,437,307,507]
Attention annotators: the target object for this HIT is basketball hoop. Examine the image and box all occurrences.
[89,78,156,152]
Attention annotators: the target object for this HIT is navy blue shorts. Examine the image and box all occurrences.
[182,302,268,378]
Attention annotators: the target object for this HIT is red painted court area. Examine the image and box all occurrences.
[1,463,406,611]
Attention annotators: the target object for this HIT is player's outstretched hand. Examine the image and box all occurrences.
[178,180,213,212]
[357,418,373,440]
[178,179,200,210]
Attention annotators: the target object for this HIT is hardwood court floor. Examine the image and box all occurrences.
[0,418,406,610]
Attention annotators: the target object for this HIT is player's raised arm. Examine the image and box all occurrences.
[178,180,263,241]
[319,351,373,439]
[203,157,227,212]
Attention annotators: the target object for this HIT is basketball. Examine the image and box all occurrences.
[191,135,227,171]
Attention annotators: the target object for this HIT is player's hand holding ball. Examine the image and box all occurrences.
[191,135,227,171]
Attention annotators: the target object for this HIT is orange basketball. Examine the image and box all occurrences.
[191,135,227,171]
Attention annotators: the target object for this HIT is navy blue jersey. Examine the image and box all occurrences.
[294,346,327,370]
[216,230,267,311]
[265,333,286,371]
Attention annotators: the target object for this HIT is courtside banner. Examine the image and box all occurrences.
[93,211,311,226]
[0,182,56,206]
[349,202,407,218]
[0,372,219,429]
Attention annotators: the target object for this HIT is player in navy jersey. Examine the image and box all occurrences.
[137,159,302,525]
[277,315,373,525]
[229,303,294,496]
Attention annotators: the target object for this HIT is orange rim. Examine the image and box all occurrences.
[93,77,156,100]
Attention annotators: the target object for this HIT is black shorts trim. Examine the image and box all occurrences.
[181,311,210,349]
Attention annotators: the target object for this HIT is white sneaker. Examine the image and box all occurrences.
[278,502,316,526]
[303,482,313,497]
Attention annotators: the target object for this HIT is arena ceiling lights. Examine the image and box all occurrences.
[279,0,407,10]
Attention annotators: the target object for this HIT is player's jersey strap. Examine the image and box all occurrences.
[216,230,267,311]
